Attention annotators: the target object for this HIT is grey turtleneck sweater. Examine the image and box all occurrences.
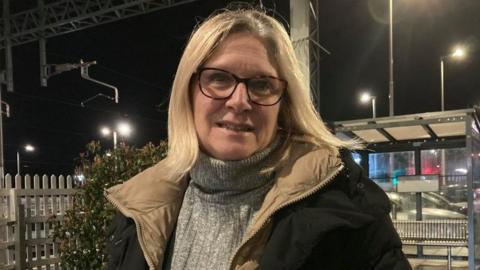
[164,141,279,270]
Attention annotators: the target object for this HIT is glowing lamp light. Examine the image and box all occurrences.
[24,144,35,152]
[75,174,85,182]
[101,127,111,136]
[360,93,372,103]
[117,122,132,137]
[451,47,466,59]
[455,168,468,174]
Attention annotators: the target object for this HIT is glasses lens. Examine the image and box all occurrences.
[199,68,286,105]
[248,77,283,97]
[199,69,235,98]
[248,77,284,105]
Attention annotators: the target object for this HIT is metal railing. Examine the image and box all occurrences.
[393,219,468,270]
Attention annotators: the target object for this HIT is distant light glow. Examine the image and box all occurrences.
[101,127,111,136]
[455,168,468,174]
[74,174,85,183]
[352,152,362,165]
[451,47,466,59]
[117,122,132,137]
[106,152,112,157]
[392,177,398,186]
[24,144,35,152]
[360,92,371,103]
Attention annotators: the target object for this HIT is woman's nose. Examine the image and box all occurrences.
[225,82,252,112]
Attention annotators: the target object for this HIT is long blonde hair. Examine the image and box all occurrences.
[161,7,358,181]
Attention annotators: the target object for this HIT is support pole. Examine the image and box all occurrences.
[372,97,377,119]
[441,58,445,111]
[113,131,118,149]
[39,0,48,87]
[0,82,4,177]
[39,39,48,87]
[16,151,20,176]
[3,0,14,92]
[388,0,394,116]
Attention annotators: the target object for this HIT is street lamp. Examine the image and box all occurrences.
[17,144,35,175]
[440,46,466,111]
[360,92,377,119]
[100,122,132,149]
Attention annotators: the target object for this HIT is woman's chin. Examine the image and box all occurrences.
[207,145,257,161]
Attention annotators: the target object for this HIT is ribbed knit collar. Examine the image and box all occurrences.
[189,137,279,203]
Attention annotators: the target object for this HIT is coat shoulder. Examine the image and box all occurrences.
[259,149,411,270]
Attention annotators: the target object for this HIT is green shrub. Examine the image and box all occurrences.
[52,141,168,269]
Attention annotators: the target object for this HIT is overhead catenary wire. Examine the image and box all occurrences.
[14,49,171,110]
[7,91,166,124]
[43,50,168,93]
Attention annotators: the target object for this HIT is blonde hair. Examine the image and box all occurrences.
[161,7,359,181]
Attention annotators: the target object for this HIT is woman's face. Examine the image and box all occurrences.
[192,33,281,160]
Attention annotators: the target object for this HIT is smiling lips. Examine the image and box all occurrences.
[216,121,254,132]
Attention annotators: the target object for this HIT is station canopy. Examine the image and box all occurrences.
[333,108,479,144]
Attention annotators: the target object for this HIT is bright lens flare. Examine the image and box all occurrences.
[451,47,466,59]
[100,127,111,136]
[24,144,35,152]
[117,122,132,137]
[360,93,372,103]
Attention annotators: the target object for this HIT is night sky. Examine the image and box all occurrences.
[2,0,479,176]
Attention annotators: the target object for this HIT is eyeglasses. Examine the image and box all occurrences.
[196,67,287,106]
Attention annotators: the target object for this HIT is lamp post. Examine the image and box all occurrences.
[17,144,35,175]
[0,79,10,178]
[360,92,377,119]
[388,0,394,116]
[100,122,132,149]
[440,46,466,111]
[101,127,117,149]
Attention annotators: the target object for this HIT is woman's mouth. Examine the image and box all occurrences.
[217,122,254,132]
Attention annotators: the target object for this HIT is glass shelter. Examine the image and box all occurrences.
[334,108,480,269]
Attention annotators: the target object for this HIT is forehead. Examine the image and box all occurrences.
[203,33,279,76]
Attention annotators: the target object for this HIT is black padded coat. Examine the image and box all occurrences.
[105,150,412,270]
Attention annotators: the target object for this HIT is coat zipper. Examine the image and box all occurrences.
[228,163,345,270]
[105,192,157,270]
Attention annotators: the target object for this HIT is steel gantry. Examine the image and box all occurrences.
[309,0,330,113]
[0,0,197,91]
[0,0,198,49]
[290,0,329,113]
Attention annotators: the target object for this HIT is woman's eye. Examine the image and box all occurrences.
[208,73,231,83]
[249,80,271,93]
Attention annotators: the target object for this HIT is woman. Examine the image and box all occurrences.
[105,7,411,270]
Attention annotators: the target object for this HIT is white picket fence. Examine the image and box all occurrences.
[0,174,78,270]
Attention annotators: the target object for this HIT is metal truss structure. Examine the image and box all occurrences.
[309,0,320,112]
[309,0,329,113]
[0,0,197,49]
